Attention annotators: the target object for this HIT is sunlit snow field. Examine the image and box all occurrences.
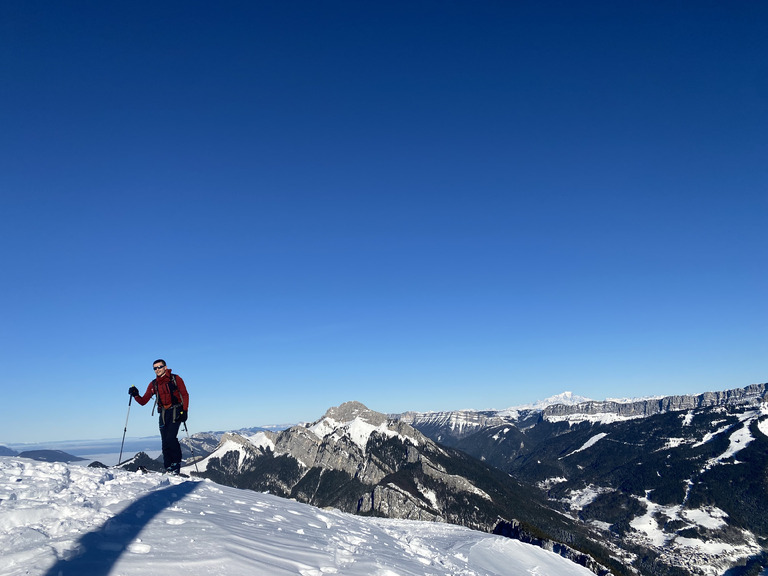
[0,457,595,576]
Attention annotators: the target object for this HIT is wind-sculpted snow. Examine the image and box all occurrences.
[0,457,597,576]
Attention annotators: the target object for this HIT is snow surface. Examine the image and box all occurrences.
[0,457,597,576]
[561,433,608,459]
[247,431,276,452]
[560,485,612,512]
[627,492,760,563]
[697,407,765,470]
[545,412,645,426]
[759,417,768,439]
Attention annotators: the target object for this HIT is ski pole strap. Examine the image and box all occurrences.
[151,378,158,416]
[168,374,181,405]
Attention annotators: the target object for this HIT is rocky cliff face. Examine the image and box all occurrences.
[399,382,768,443]
[396,409,508,443]
[269,401,424,486]
[197,401,498,524]
[541,382,768,419]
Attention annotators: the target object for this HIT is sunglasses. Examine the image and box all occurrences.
[153,365,166,371]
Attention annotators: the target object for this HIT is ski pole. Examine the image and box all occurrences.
[183,422,200,474]
[118,395,132,466]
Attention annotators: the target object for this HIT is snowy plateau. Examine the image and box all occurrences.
[0,457,596,576]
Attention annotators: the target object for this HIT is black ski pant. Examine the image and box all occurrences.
[159,407,182,472]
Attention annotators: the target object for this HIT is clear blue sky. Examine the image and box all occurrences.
[1,1,766,444]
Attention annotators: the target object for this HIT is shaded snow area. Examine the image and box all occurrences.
[0,457,596,576]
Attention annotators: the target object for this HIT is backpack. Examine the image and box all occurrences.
[151,374,183,416]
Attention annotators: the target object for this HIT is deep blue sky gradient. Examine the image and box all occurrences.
[1,1,766,443]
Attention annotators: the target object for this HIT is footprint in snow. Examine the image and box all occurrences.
[166,518,186,525]
[128,542,151,554]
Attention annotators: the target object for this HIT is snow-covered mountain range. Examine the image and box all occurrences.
[3,380,767,576]
[402,382,768,576]
[181,381,768,576]
[394,391,593,445]
[397,383,768,443]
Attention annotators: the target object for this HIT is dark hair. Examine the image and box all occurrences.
[153,359,166,367]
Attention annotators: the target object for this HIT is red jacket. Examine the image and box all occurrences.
[135,369,189,411]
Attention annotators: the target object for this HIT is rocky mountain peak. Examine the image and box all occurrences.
[321,401,386,426]
[219,432,256,448]
[308,401,421,452]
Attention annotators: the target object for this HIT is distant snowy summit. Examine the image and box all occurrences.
[498,390,594,416]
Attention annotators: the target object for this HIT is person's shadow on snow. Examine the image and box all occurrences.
[43,479,199,576]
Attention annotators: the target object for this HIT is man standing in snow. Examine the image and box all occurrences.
[128,359,190,474]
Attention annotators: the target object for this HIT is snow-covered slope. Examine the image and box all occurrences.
[0,456,596,576]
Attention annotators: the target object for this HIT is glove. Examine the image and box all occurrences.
[176,409,188,423]
[128,386,140,398]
